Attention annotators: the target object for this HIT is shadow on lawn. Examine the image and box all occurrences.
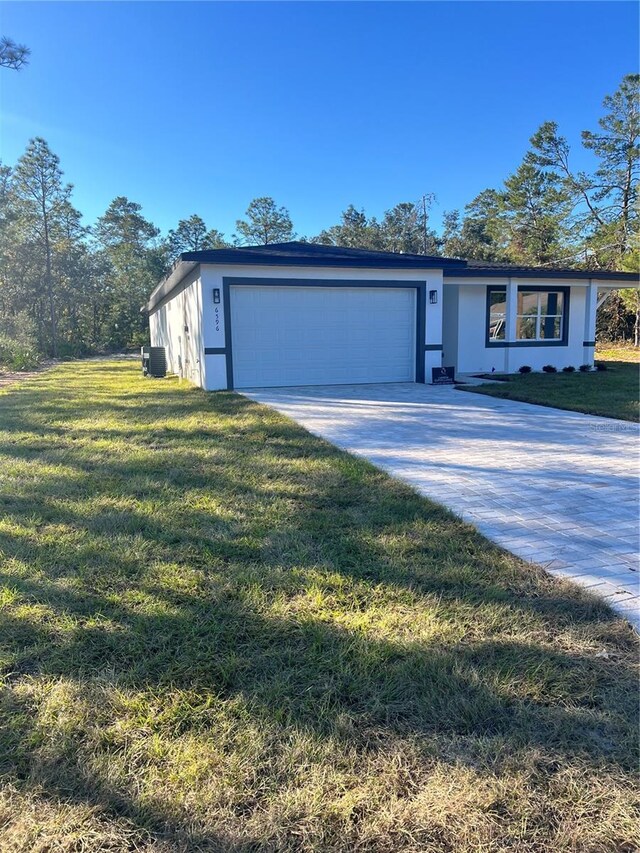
[0,364,638,849]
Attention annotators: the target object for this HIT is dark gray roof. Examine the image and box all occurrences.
[447,258,639,281]
[180,241,462,268]
[145,241,638,312]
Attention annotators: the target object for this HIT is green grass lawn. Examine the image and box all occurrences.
[1,361,638,852]
[461,357,639,421]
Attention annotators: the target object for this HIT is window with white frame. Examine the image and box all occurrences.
[516,290,565,341]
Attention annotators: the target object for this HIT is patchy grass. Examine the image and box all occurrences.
[461,359,639,421]
[596,343,640,364]
[0,361,638,852]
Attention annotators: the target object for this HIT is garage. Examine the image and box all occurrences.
[229,284,417,388]
[146,242,453,390]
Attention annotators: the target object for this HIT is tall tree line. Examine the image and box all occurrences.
[0,74,637,366]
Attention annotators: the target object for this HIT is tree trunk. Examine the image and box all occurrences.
[93,294,99,348]
[41,201,57,357]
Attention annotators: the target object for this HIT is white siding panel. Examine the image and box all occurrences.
[230,285,416,388]
[148,271,203,386]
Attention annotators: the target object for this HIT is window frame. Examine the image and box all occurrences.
[487,287,507,343]
[485,284,570,348]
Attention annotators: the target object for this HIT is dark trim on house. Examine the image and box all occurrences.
[490,341,570,348]
[485,284,571,349]
[223,279,234,390]
[485,284,507,350]
[222,277,428,390]
[204,347,226,355]
[445,267,638,282]
[424,344,444,351]
[221,277,427,289]
[415,284,426,383]
[146,263,200,314]
[582,340,596,347]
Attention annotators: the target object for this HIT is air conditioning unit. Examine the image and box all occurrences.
[141,346,167,378]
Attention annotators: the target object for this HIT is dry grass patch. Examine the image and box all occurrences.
[596,343,640,364]
[0,361,638,851]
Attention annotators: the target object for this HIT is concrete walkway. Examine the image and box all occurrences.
[243,383,640,629]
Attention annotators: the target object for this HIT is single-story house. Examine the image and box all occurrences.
[145,242,638,390]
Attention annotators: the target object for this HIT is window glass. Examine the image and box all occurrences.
[542,292,564,315]
[490,290,507,310]
[488,288,506,340]
[517,291,539,316]
[489,287,565,343]
[516,316,537,339]
[516,289,564,341]
[541,316,562,339]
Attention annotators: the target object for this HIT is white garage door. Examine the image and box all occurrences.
[230,285,416,388]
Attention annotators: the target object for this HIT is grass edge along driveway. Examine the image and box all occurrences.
[459,356,639,422]
[0,361,638,853]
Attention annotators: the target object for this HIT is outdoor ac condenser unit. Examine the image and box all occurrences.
[141,346,167,378]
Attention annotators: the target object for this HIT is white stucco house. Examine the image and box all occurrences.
[145,242,638,390]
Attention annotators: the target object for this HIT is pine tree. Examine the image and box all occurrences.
[582,74,639,267]
[166,214,227,260]
[235,197,294,245]
[94,197,163,348]
[12,138,75,356]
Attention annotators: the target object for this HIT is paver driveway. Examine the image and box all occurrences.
[244,383,640,629]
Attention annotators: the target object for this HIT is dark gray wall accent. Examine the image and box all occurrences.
[489,341,570,348]
[223,277,427,289]
[222,277,429,390]
[415,285,426,383]
[582,340,596,347]
[424,344,444,351]
[204,347,226,355]
[223,280,234,390]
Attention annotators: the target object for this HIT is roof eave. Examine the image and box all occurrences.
[145,260,199,313]
[444,267,639,282]
[182,252,461,269]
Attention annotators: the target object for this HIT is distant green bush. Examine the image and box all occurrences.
[542,364,557,373]
[55,341,93,360]
[562,366,576,373]
[518,365,532,373]
[0,336,42,371]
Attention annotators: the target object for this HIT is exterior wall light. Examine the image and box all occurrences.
[429,290,438,304]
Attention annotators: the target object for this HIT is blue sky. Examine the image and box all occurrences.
[1,1,638,239]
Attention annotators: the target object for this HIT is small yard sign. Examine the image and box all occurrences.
[431,366,455,385]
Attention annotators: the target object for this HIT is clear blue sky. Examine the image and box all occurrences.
[1,1,638,238]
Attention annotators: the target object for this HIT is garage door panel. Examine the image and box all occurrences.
[230,285,416,388]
